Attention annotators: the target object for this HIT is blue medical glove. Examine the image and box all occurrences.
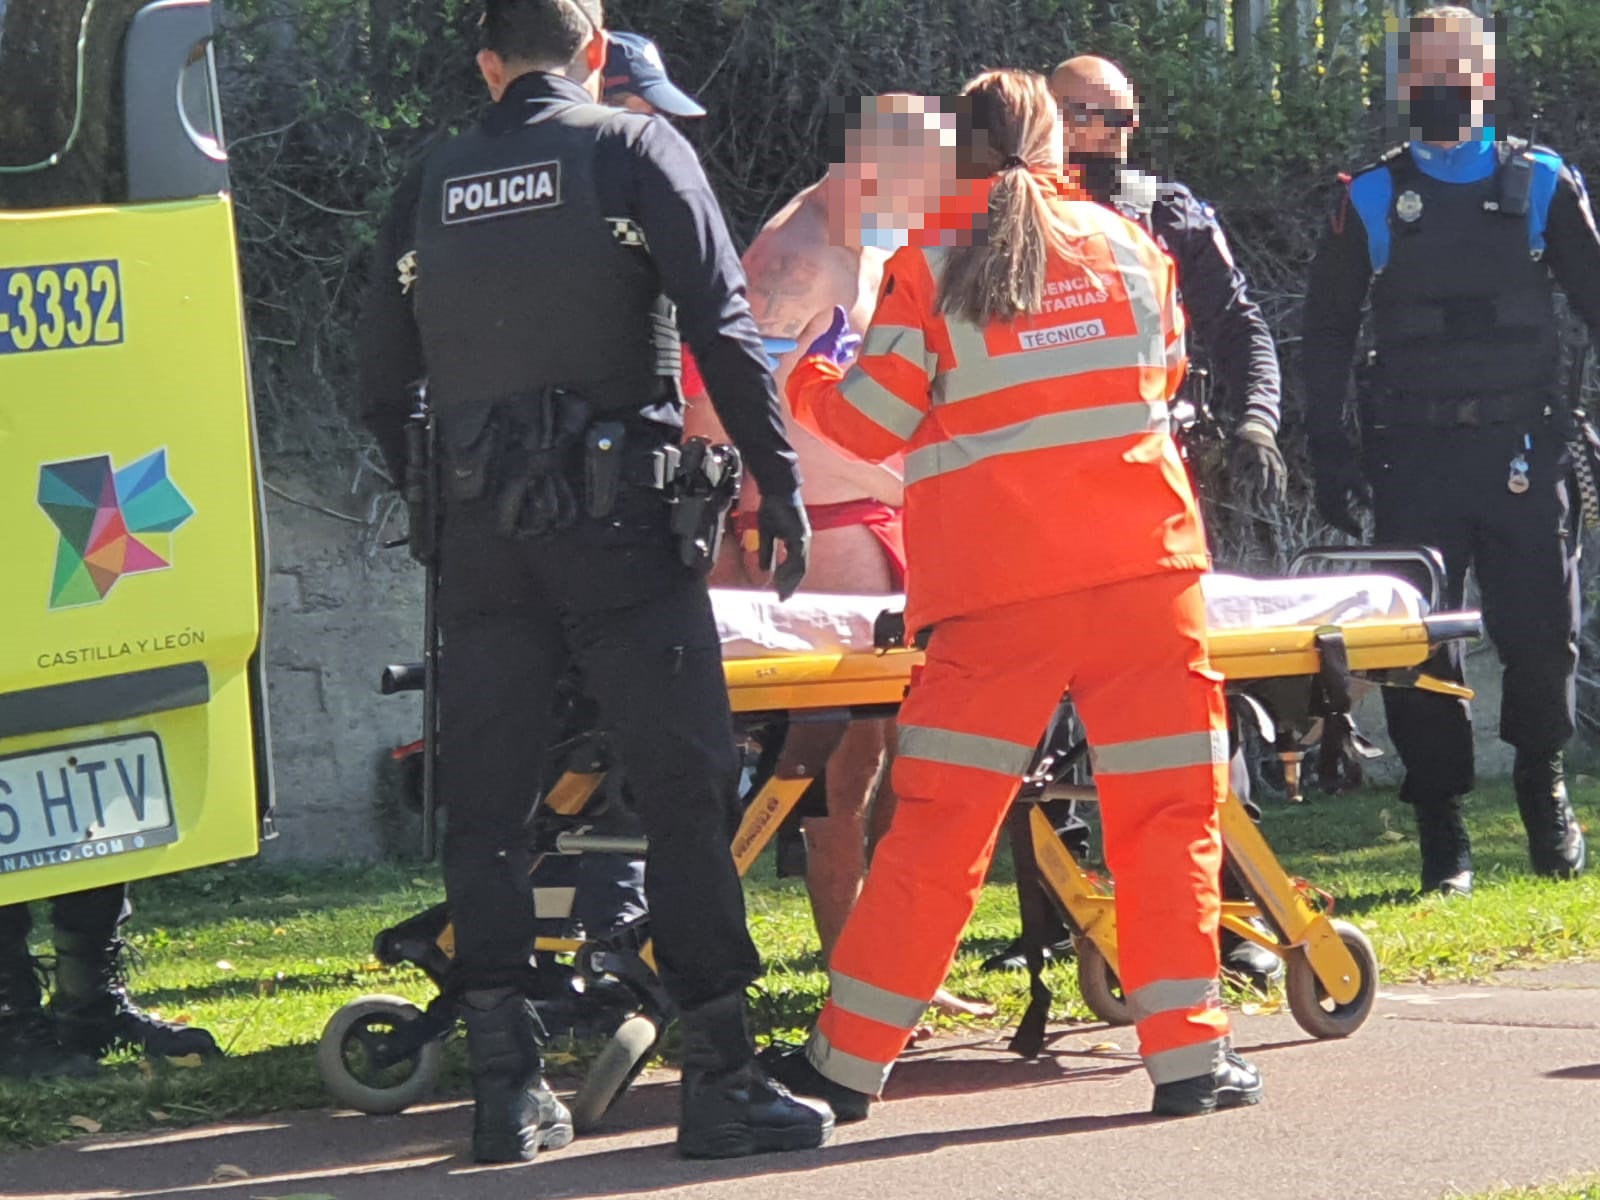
[759,335,799,371]
[804,307,861,368]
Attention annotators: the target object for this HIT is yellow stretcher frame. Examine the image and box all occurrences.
[518,601,1484,1042]
[319,570,1484,1122]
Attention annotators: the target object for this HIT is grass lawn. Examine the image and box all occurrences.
[1462,1180,1600,1199]
[2,781,1597,1150]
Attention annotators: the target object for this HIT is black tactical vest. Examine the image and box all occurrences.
[1371,146,1559,404]
[412,95,681,427]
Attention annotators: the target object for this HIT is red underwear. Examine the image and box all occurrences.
[736,498,906,590]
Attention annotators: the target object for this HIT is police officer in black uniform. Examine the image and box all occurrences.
[1302,5,1600,895]
[978,55,1287,991]
[356,0,830,1164]
[1050,55,1286,498]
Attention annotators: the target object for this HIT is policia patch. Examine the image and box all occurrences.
[441,161,562,225]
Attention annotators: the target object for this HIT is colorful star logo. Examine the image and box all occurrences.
[37,449,195,609]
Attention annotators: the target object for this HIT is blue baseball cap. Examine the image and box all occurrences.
[603,31,706,118]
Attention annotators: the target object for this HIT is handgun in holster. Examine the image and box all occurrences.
[664,438,743,573]
[402,393,438,566]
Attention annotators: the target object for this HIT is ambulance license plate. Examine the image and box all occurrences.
[0,735,177,876]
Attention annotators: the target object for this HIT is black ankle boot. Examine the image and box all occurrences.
[460,987,573,1164]
[52,932,220,1060]
[1513,752,1586,879]
[757,1041,872,1122]
[1151,1047,1263,1117]
[676,993,834,1159]
[0,951,96,1080]
[1220,927,1284,993]
[1219,872,1283,992]
[1415,796,1474,896]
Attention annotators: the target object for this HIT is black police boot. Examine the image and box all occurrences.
[1151,1046,1263,1118]
[1513,751,1586,879]
[460,987,573,1164]
[757,1041,872,1123]
[676,993,834,1159]
[1415,796,1474,897]
[1218,872,1283,992]
[0,949,97,1079]
[1220,926,1285,993]
[52,931,220,1061]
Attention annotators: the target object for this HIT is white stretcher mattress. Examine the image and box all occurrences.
[711,573,1428,661]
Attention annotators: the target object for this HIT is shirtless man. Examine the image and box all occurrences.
[686,97,989,1020]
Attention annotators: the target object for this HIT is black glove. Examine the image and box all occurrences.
[757,491,812,602]
[1310,441,1370,538]
[1230,420,1287,504]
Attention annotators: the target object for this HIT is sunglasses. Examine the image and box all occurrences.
[1062,102,1137,128]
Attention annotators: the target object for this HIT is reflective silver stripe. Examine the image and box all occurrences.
[532,887,576,920]
[1144,1037,1227,1086]
[831,971,927,1030]
[1128,977,1220,1024]
[1090,729,1229,777]
[933,320,1158,406]
[928,224,1167,406]
[862,324,936,377]
[903,400,1167,486]
[806,1027,892,1095]
[838,365,926,441]
[898,724,1037,777]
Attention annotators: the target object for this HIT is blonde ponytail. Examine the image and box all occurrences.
[936,70,1075,327]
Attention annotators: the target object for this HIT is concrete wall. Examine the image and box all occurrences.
[253,478,1564,860]
[258,480,426,862]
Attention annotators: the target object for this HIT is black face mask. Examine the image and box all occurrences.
[1407,84,1475,142]
[1067,151,1122,203]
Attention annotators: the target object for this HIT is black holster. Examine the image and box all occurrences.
[667,440,742,574]
[403,397,438,566]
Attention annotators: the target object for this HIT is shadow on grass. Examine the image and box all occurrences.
[132,967,426,1009]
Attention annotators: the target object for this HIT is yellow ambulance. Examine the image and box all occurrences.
[0,0,272,904]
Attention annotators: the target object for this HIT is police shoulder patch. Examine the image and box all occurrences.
[441,161,562,226]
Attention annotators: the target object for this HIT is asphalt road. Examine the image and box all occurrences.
[8,964,1600,1200]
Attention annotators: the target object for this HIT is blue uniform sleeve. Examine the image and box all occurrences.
[1299,178,1376,451]
[356,163,427,482]
[1153,186,1281,434]
[614,118,801,499]
[1536,155,1600,340]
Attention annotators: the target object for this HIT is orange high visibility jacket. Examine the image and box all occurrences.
[788,192,1208,632]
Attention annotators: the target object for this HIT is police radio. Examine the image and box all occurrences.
[1489,114,1540,220]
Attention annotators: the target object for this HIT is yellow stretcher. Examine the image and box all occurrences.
[318,547,1482,1129]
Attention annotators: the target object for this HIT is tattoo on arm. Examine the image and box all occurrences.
[745,250,825,339]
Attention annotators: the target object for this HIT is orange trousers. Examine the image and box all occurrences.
[807,571,1230,1092]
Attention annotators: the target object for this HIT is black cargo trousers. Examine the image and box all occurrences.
[0,884,129,950]
[1369,419,1581,803]
[434,483,759,1010]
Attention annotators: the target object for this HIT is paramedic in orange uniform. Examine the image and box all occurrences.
[760,68,1263,1120]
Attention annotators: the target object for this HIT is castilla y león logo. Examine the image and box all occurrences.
[37,449,194,610]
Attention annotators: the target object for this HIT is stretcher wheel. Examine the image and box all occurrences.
[1075,939,1133,1027]
[1285,920,1379,1040]
[568,1014,660,1133]
[317,995,444,1115]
